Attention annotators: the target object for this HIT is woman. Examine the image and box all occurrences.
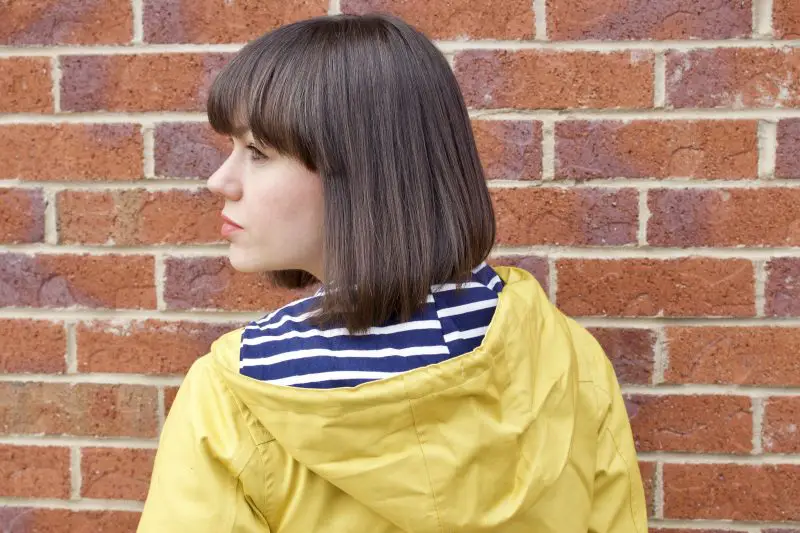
[138,14,647,533]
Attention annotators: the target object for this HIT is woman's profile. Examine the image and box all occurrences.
[138,14,647,533]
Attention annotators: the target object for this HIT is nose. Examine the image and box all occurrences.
[206,153,243,201]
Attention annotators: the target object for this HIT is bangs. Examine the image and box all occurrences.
[207,25,321,169]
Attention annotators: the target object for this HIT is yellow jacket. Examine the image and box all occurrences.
[138,266,647,532]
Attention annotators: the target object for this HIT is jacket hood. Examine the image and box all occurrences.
[210,266,583,532]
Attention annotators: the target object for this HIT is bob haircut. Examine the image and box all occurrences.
[207,14,496,332]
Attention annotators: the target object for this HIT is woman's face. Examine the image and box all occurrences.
[207,131,325,278]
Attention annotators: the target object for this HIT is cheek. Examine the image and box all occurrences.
[249,166,323,241]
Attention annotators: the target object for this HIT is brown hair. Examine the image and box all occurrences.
[207,14,495,332]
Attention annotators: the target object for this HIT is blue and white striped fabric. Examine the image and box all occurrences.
[240,262,504,389]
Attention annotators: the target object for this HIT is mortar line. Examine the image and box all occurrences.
[654,462,664,519]
[70,447,81,500]
[654,52,666,108]
[43,188,58,245]
[758,120,778,179]
[651,327,668,385]
[132,0,144,43]
[533,0,547,40]
[328,0,342,15]
[0,497,144,511]
[637,452,800,464]
[754,0,774,37]
[66,321,78,373]
[547,256,557,303]
[541,120,555,180]
[622,385,800,396]
[0,436,157,448]
[637,189,650,246]
[50,56,61,113]
[154,253,167,311]
[752,396,765,454]
[142,124,156,178]
[0,373,185,386]
[755,260,767,317]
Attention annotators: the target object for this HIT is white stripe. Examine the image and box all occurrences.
[243,320,442,345]
[437,298,498,318]
[240,344,450,368]
[250,309,318,331]
[431,281,486,293]
[269,371,397,387]
[487,275,502,290]
[471,262,488,274]
[443,326,489,344]
[255,295,319,325]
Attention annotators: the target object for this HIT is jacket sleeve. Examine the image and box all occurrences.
[137,356,269,533]
[587,355,649,533]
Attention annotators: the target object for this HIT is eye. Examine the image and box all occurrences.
[246,144,268,162]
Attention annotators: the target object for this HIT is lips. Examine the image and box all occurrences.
[221,214,243,237]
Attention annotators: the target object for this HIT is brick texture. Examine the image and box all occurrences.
[60,54,232,112]
[472,120,542,181]
[547,0,751,40]
[454,51,653,110]
[0,319,66,373]
[666,327,800,386]
[557,258,755,317]
[556,120,758,180]
[0,445,70,498]
[588,328,655,385]
[489,255,550,295]
[77,320,235,375]
[0,508,140,533]
[639,461,655,517]
[775,0,800,39]
[154,122,230,179]
[777,119,800,179]
[763,397,800,453]
[164,387,180,416]
[0,57,52,112]
[0,125,143,181]
[81,447,156,500]
[767,259,800,317]
[0,188,45,243]
[58,189,223,245]
[0,254,156,309]
[492,188,638,246]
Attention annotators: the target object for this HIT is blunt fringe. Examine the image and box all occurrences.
[207,14,496,332]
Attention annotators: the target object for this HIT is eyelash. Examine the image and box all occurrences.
[246,144,268,162]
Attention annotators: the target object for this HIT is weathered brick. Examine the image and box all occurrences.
[0,508,139,533]
[342,0,534,39]
[556,120,758,180]
[0,124,143,181]
[0,0,133,45]
[0,188,45,243]
[77,320,235,375]
[0,253,156,309]
[488,255,549,295]
[664,464,800,521]
[492,188,638,246]
[776,119,800,179]
[588,328,655,385]
[626,395,752,454]
[164,386,179,416]
[0,319,66,373]
[767,259,800,316]
[0,57,52,112]
[764,397,800,453]
[144,0,327,43]
[0,383,158,438]
[547,0,751,40]
[154,122,229,179]
[0,445,70,498]
[60,54,231,112]
[81,447,156,500]
[454,51,653,110]
[648,188,800,246]
[58,189,223,245]
[666,327,800,386]
[639,461,655,517]
[472,120,542,180]
[557,258,755,317]
[667,49,800,108]
[164,256,304,311]
[775,0,800,39]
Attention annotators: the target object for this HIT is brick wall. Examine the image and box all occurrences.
[1,0,799,531]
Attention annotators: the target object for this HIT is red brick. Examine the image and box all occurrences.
[472,121,542,181]
[651,530,740,533]
[488,255,549,295]
[775,0,800,39]
[0,445,70,498]
[81,447,156,500]
[144,0,326,43]
[777,119,800,179]
[767,259,800,316]
[556,120,758,180]
[164,386,179,415]
[0,319,66,373]
[648,188,800,247]
[0,0,132,45]
[342,0,533,39]
[492,188,638,246]
[78,320,235,375]
[164,256,306,311]
[454,51,653,110]
[547,0,751,40]
[60,54,232,112]
[154,122,229,179]
[666,327,800,386]
[764,397,800,453]
[0,124,143,181]
[639,461,655,517]
[667,49,800,108]
[0,254,156,309]
[664,464,800,521]
[0,383,158,437]
[58,189,223,245]
[0,188,45,243]
[0,57,52,112]
[626,395,752,454]
[588,328,655,385]
[0,508,139,533]
[557,258,755,317]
